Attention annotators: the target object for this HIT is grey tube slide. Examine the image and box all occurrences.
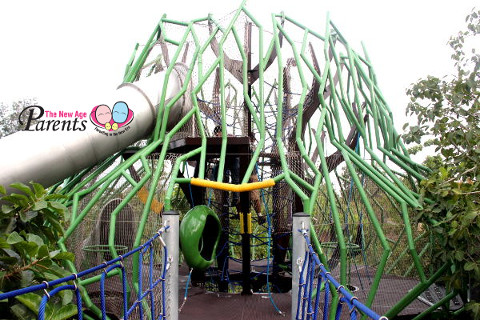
[0,64,189,191]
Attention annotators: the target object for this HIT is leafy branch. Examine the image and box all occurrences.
[0,182,76,320]
[403,8,480,319]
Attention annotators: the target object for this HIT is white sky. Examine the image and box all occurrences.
[0,0,477,135]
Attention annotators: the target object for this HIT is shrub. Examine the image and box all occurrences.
[0,182,76,320]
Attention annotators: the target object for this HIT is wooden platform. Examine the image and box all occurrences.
[168,136,251,155]
[122,136,252,159]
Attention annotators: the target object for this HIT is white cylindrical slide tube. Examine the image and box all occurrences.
[0,64,190,191]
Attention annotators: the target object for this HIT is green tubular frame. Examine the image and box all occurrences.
[54,2,449,319]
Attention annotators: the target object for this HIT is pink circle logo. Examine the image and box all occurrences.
[90,101,134,132]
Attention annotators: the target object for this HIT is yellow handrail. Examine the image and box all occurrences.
[190,177,275,192]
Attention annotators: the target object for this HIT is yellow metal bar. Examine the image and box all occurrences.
[239,212,245,234]
[190,178,275,192]
[247,213,252,234]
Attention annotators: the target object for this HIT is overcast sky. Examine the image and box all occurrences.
[0,0,477,133]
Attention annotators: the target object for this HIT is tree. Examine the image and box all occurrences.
[403,8,480,319]
[0,98,37,139]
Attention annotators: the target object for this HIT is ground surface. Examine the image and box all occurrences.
[177,263,431,320]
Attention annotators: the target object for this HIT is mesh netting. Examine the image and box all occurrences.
[63,153,182,317]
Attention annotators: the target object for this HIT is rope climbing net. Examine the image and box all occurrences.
[0,225,173,320]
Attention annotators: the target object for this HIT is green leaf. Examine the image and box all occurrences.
[45,264,71,278]
[465,261,477,271]
[10,302,35,319]
[42,271,63,282]
[32,200,47,211]
[452,188,463,195]
[37,245,49,259]
[48,201,67,213]
[63,208,71,222]
[7,232,24,245]
[0,288,7,302]
[20,270,34,288]
[1,195,22,206]
[466,301,480,319]
[14,241,39,257]
[0,255,18,264]
[10,193,30,204]
[44,216,64,235]
[26,234,44,246]
[464,210,478,222]
[49,250,60,258]
[58,289,73,305]
[49,304,78,320]
[0,185,5,195]
[51,251,74,262]
[0,237,9,249]
[455,250,464,261]
[15,292,41,314]
[9,183,34,199]
[19,210,38,223]
[1,204,14,214]
[31,182,45,198]
[36,258,52,268]
[44,194,67,201]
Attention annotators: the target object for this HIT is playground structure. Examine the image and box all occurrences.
[0,2,465,319]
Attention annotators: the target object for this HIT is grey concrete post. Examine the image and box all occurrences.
[163,211,179,320]
[292,212,310,320]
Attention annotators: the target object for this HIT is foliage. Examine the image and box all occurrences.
[0,182,76,320]
[403,8,480,319]
[0,98,37,139]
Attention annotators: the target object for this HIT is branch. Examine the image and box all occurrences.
[4,256,48,279]
[208,19,284,85]
[208,22,243,83]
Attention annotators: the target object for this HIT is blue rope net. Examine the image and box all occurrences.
[0,226,170,320]
[296,228,387,320]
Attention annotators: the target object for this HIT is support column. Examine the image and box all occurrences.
[240,150,252,295]
[292,212,310,320]
[217,190,230,292]
[163,211,179,320]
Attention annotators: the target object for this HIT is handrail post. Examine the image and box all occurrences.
[163,210,179,320]
[292,212,310,320]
